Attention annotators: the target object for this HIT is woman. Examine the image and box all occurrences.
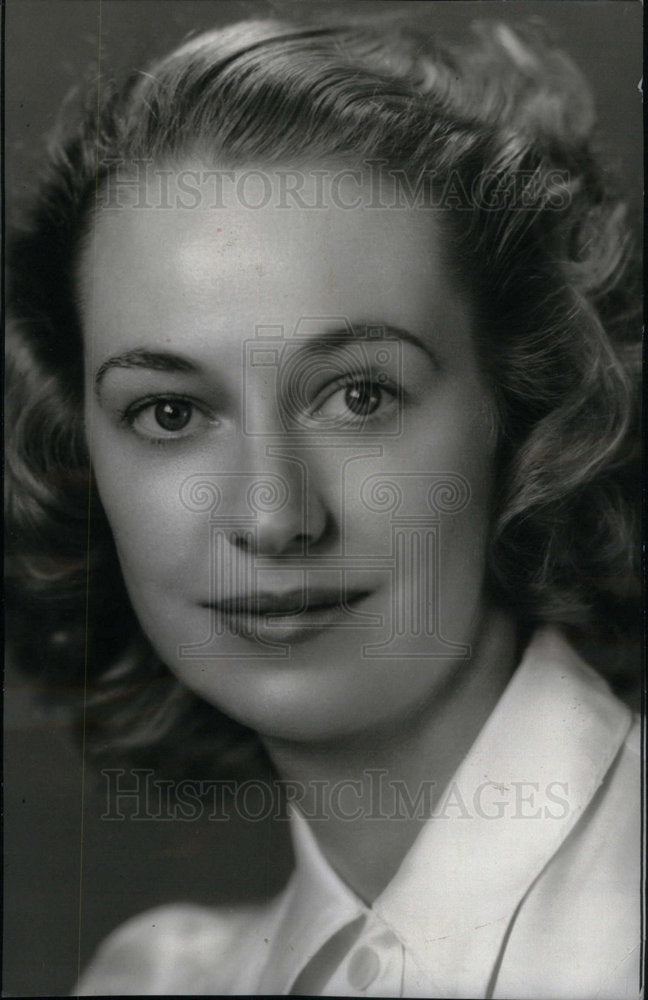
[6,14,641,998]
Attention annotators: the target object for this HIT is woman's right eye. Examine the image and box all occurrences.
[124,397,214,441]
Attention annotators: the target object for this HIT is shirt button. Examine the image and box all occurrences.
[347,946,381,991]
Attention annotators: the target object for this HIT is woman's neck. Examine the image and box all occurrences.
[261,607,519,904]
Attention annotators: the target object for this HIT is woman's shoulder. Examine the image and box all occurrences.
[493,711,642,999]
[73,895,287,996]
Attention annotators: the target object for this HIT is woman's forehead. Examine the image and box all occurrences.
[79,162,475,364]
[92,160,447,244]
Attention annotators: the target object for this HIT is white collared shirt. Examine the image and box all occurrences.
[74,629,642,997]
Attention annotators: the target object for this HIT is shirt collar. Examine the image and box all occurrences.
[373,626,632,994]
[259,804,367,993]
[263,627,632,995]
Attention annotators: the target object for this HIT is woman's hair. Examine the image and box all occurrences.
[6,17,640,778]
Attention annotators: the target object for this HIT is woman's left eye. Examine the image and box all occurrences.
[124,398,213,440]
[311,377,398,425]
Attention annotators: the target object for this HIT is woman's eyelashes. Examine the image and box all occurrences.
[308,374,400,426]
[118,372,402,443]
[120,394,217,442]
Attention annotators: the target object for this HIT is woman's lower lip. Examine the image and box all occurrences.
[215,600,365,644]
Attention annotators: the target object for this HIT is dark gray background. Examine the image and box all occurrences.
[4,2,643,995]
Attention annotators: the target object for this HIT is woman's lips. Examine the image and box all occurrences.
[205,589,372,644]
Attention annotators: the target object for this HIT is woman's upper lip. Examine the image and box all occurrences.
[205,588,371,615]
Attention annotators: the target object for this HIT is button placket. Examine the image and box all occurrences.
[324,922,403,996]
[347,945,381,991]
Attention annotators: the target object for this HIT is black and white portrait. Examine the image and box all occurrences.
[4,2,643,996]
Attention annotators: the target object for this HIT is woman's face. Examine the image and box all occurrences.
[80,165,499,744]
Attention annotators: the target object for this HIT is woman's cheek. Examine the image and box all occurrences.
[96,454,200,583]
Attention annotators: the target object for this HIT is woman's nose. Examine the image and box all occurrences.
[229,444,329,557]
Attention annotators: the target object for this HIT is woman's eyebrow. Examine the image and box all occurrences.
[93,323,437,393]
[94,349,199,392]
[301,323,439,365]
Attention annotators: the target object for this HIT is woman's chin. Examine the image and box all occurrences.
[167,648,460,747]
